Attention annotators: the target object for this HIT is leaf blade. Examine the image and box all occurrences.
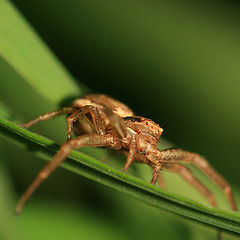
[0,116,239,235]
[0,0,81,106]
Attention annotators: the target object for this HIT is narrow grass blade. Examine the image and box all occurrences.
[0,116,239,235]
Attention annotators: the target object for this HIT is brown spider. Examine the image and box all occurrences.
[15,94,237,214]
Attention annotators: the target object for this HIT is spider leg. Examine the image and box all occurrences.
[167,162,222,239]
[160,149,237,211]
[103,108,126,139]
[151,163,162,184]
[121,149,165,188]
[121,150,163,186]
[157,175,166,189]
[166,164,216,207]
[187,152,237,211]
[122,144,137,172]
[20,107,76,128]
[67,105,106,139]
[15,133,121,214]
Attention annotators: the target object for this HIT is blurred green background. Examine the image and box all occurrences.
[0,0,240,239]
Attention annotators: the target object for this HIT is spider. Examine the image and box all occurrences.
[15,94,237,214]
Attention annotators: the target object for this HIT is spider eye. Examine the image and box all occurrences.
[146,122,149,125]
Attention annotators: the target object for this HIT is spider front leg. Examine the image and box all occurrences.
[166,164,216,207]
[103,108,127,139]
[132,150,216,207]
[20,107,76,128]
[159,149,237,211]
[186,151,237,211]
[67,105,106,139]
[122,143,137,172]
[151,163,163,184]
[165,162,221,239]
[15,133,121,214]
[122,150,165,188]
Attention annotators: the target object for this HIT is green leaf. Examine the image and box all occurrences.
[0,0,80,104]
[0,0,84,141]
[0,116,240,235]
[0,158,17,240]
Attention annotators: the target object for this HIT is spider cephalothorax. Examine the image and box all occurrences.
[15,94,237,215]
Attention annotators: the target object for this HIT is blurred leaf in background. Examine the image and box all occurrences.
[0,0,240,239]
